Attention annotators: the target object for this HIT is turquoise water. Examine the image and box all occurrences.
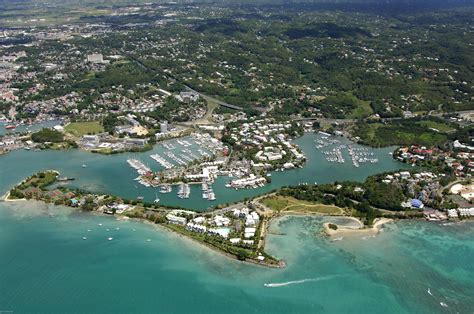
[1,133,472,313]
[1,203,472,313]
[0,133,407,211]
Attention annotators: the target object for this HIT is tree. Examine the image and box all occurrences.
[81,196,95,211]
[31,128,64,143]
[236,248,250,261]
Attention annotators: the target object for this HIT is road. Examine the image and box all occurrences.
[125,52,244,111]
[183,86,243,111]
[122,52,474,119]
[292,109,474,125]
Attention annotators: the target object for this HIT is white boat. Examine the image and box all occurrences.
[82,164,87,168]
[107,237,113,241]
[82,237,87,240]
[159,184,172,193]
[154,193,160,203]
[208,191,216,201]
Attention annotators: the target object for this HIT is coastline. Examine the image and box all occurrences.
[323,218,394,237]
[126,216,286,268]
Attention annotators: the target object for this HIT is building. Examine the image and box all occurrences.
[410,199,424,209]
[82,135,99,143]
[166,213,187,225]
[124,138,147,147]
[179,91,199,103]
[160,121,168,133]
[450,183,474,202]
[86,53,104,63]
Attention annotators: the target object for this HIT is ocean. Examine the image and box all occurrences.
[1,133,472,313]
[0,203,472,313]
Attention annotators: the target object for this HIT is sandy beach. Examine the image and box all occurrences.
[323,218,394,237]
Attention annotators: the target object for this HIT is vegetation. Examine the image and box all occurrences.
[8,3,471,124]
[65,121,104,136]
[354,120,450,148]
[31,128,64,143]
[328,223,338,230]
[274,171,426,224]
[12,171,58,193]
[260,195,343,214]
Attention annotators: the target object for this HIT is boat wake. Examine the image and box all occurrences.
[264,274,341,288]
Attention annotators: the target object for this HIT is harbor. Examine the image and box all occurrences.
[315,134,379,167]
[0,132,408,211]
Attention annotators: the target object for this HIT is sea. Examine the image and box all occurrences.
[1,133,473,313]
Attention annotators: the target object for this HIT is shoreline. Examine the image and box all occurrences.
[156,221,285,268]
[323,218,394,237]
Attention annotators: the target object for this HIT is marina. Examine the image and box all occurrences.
[127,158,151,175]
[178,183,191,199]
[160,184,172,194]
[201,183,216,201]
[0,133,408,211]
[150,154,174,169]
[316,137,379,167]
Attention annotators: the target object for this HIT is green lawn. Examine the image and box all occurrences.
[65,121,104,136]
[261,196,343,214]
[416,121,456,133]
[349,100,373,119]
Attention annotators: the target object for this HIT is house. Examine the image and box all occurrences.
[23,187,42,198]
[410,199,424,209]
[166,214,187,225]
[178,91,199,103]
[86,53,106,63]
[244,227,256,238]
[229,238,241,245]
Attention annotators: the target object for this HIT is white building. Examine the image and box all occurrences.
[160,121,168,133]
[87,53,104,63]
[166,214,187,225]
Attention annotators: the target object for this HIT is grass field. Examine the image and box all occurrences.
[349,100,373,119]
[355,121,449,147]
[65,121,104,136]
[416,120,456,133]
[260,196,344,214]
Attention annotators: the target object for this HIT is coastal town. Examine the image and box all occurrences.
[1,0,474,312]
